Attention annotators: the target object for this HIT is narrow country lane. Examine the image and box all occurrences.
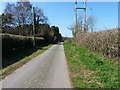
[1,43,71,88]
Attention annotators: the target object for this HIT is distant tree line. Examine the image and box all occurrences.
[2,24,62,43]
[0,0,62,43]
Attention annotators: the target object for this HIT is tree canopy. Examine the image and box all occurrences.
[1,0,63,43]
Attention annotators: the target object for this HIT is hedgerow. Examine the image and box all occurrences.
[2,33,44,57]
[66,29,119,59]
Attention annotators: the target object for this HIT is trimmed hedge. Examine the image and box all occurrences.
[1,33,44,57]
[66,29,119,59]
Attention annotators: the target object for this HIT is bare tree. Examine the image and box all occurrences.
[4,1,48,26]
[34,7,48,25]
[68,14,95,37]
[4,3,15,26]
[15,0,32,26]
[67,25,76,37]
[86,15,95,32]
[4,0,48,35]
[77,15,84,33]
[4,1,32,27]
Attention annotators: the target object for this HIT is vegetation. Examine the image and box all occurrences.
[2,24,62,43]
[0,0,62,43]
[0,0,63,74]
[1,44,53,79]
[2,33,44,58]
[66,29,119,60]
[68,14,95,37]
[2,0,47,27]
[64,43,119,88]
[1,0,62,64]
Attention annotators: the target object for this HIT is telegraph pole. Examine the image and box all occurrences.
[32,7,35,46]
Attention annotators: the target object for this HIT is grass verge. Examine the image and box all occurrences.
[64,43,119,88]
[0,44,53,79]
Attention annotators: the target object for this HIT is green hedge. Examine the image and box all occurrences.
[1,33,44,57]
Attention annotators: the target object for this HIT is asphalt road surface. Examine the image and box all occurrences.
[1,43,71,88]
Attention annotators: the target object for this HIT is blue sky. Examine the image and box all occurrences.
[0,2,118,37]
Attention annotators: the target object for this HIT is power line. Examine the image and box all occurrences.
[88,7,108,30]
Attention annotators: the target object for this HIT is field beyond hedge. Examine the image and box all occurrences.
[64,43,119,88]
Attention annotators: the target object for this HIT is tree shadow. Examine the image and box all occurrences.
[2,44,49,69]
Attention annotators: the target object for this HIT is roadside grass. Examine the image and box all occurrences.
[64,43,119,88]
[0,44,53,79]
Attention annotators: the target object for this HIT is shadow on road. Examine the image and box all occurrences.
[2,44,49,69]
